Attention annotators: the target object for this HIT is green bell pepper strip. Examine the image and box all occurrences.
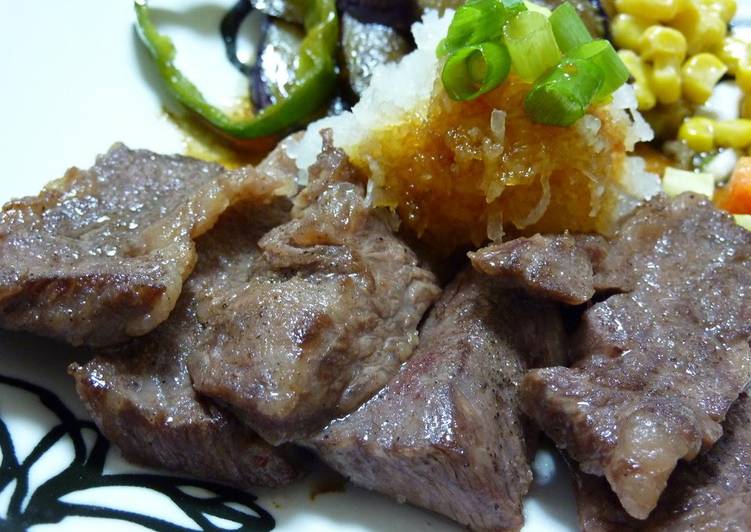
[134,0,338,139]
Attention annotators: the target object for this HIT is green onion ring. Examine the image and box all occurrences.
[524,57,604,126]
[549,2,592,53]
[503,10,561,82]
[569,40,630,99]
[442,42,512,101]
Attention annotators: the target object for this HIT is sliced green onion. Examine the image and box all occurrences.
[501,0,527,16]
[442,42,512,101]
[437,0,508,56]
[503,11,561,82]
[524,57,604,126]
[549,2,592,53]
[569,40,629,99]
[523,0,551,16]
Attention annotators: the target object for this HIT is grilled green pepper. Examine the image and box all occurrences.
[134,0,338,139]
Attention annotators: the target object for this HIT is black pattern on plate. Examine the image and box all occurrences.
[0,374,275,531]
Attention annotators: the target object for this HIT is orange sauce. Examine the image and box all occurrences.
[166,109,275,169]
[347,76,632,249]
[634,143,672,177]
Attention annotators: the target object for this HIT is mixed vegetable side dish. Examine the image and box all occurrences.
[2,1,751,531]
[136,0,751,245]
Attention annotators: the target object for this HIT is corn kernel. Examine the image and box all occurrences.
[737,60,751,94]
[611,14,651,51]
[681,53,728,104]
[671,3,728,55]
[619,50,657,110]
[715,119,751,149]
[715,36,751,75]
[678,116,716,151]
[639,26,687,62]
[699,0,737,23]
[742,96,751,119]
[616,0,680,21]
[652,57,683,104]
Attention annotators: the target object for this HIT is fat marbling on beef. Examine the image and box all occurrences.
[187,135,441,445]
[0,144,293,347]
[70,199,302,488]
[308,269,567,531]
[506,194,751,519]
[573,391,751,531]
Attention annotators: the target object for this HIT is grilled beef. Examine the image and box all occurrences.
[188,136,441,445]
[470,233,613,305]
[573,392,751,531]
[518,194,751,519]
[308,268,567,531]
[0,144,292,347]
[70,200,302,488]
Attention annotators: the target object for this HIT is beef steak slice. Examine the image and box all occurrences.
[188,136,441,445]
[0,143,293,347]
[70,200,302,488]
[521,193,751,519]
[469,233,626,305]
[573,392,751,532]
[307,268,567,531]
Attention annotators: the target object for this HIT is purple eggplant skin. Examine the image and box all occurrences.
[337,0,418,35]
[340,12,412,98]
[250,17,306,111]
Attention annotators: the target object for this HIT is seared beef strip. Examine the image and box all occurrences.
[0,144,292,347]
[573,392,751,531]
[256,133,303,192]
[470,233,612,305]
[520,194,751,519]
[188,136,441,445]
[70,200,302,488]
[308,269,567,531]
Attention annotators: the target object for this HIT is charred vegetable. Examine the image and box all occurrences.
[338,0,418,34]
[250,19,306,109]
[341,13,412,97]
[134,0,338,139]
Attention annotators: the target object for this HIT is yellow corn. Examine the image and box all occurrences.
[737,59,751,93]
[619,50,657,110]
[611,14,651,51]
[681,53,728,104]
[715,36,751,75]
[699,0,737,23]
[652,57,683,104]
[678,116,716,152]
[671,3,727,55]
[742,95,751,119]
[715,119,751,149]
[639,26,687,62]
[616,0,680,21]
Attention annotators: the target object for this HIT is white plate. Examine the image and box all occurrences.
[12,1,749,530]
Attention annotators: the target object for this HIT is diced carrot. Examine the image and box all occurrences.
[716,157,751,214]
